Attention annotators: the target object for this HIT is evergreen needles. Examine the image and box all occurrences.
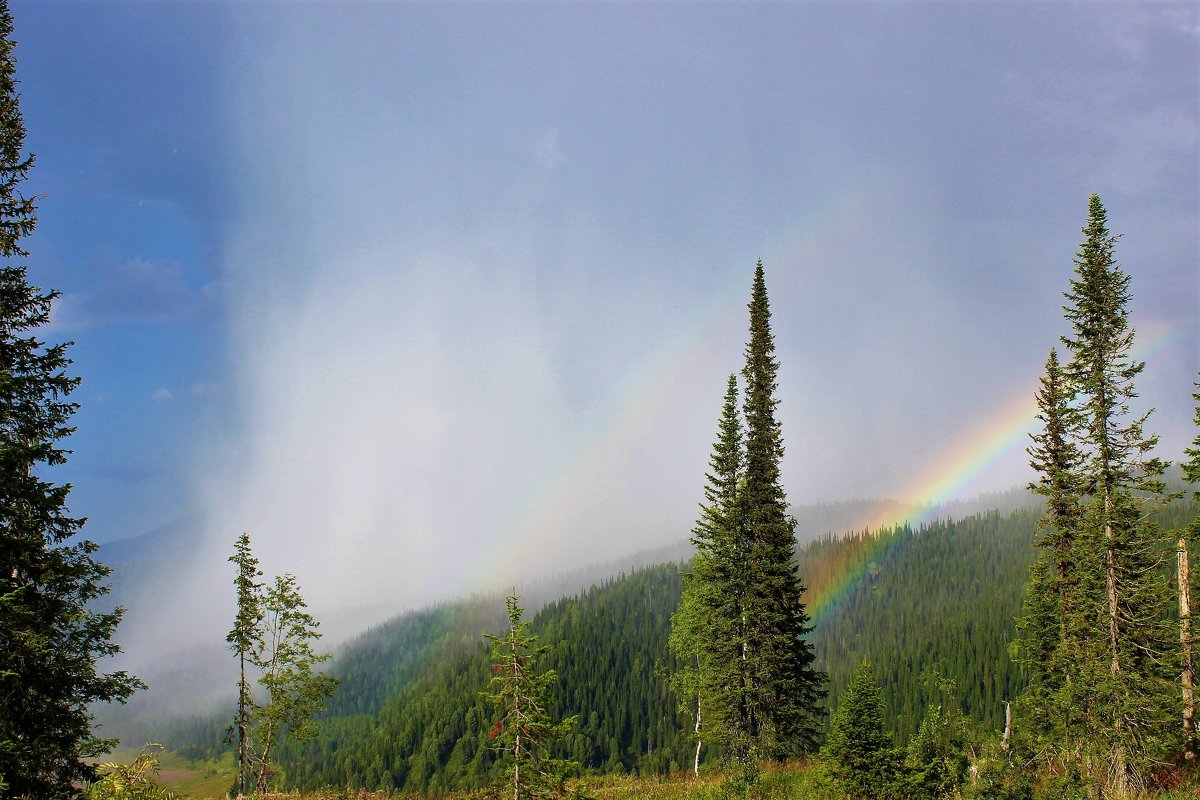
[671,261,825,792]
[1014,194,1177,795]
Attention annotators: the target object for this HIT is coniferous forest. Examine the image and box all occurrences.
[1,2,1198,799]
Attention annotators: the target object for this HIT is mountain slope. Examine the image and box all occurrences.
[162,497,1200,795]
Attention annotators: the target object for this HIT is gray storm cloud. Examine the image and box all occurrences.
[114,4,1197,673]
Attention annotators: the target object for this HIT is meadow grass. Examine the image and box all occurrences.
[117,749,1200,800]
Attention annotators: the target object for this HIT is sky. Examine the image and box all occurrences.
[10,1,1199,652]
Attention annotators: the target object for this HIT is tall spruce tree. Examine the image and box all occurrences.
[1014,348,1088,752]
[1059,194,1174,792]
[669,374,743,774]
[0,2,142,796]
[822,660,901,800]
[737,261,823,759]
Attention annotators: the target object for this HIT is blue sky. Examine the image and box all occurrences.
[12,1,1198,631]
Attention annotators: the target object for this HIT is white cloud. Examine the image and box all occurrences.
[151,387,174,402]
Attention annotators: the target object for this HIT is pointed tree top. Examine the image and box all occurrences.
[1083,193,1109,240]
[1184,373,1200,492]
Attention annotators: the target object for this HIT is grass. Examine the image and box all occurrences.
[98,747,237,800]
[107,748,1200,800]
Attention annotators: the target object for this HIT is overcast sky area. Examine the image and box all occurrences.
[12,2,1198,654]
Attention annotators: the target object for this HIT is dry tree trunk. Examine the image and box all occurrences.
[1001,701,1012,752]
[1181,535,1195,760]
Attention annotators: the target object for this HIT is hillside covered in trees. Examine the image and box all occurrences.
[153,497,1198,796]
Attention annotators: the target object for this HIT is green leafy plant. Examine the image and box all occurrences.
[84,744,178,800]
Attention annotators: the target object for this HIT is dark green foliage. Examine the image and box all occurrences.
[672,263,824,786]
[1015,194,1178,791]
[162,496,1199,796]
[1184,376,1200,493]
[903,678,970,800]
[737,261,824,759]
[273,566,695,795]
[805,509,1042,741]
[0,2,142,795]
[328,596,509,718]
[1013,349,1087,752]
[670,374,743,769]
[822,660,901,799]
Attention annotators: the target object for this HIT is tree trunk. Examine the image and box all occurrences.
[1104,493,1127,796]
[1105,495,1120,678]
[1001,701,1012,752]
[1181,536,1195,759]
[255,716,278,794]
[513,728,521,800]
[237,652,247,799]
[693,695,702,777]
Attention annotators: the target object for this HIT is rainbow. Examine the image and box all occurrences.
[454,181,887,600]
[453,297,742,599]
[452,178,1196,617]
[803,379,1041,626]
[803,314,1195,626]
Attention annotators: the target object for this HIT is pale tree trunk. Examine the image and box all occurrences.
[1001,701,1012,752]
[693,695,702,777]
[1105,497,1120,678]
[1102,491,1129,796]
[254,717,278,794]
[1181,536,1195,759]
[513,728,521,800]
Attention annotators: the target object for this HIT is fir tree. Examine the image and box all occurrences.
[227,532,263,798]
[738,260,824,759]
[483,595,581,800]
[822,660,901,800]
[0,2,142,795]
[1014,348,1088,754]
[904,700,969,799]
[1059,194,1174,791]
[670,374,743,774]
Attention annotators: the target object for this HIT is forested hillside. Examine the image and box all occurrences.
[155,499,1187,795]
[804,509,1039,740]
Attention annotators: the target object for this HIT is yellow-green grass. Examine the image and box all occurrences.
[97,747,236,799]
[112,750,1200,800]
